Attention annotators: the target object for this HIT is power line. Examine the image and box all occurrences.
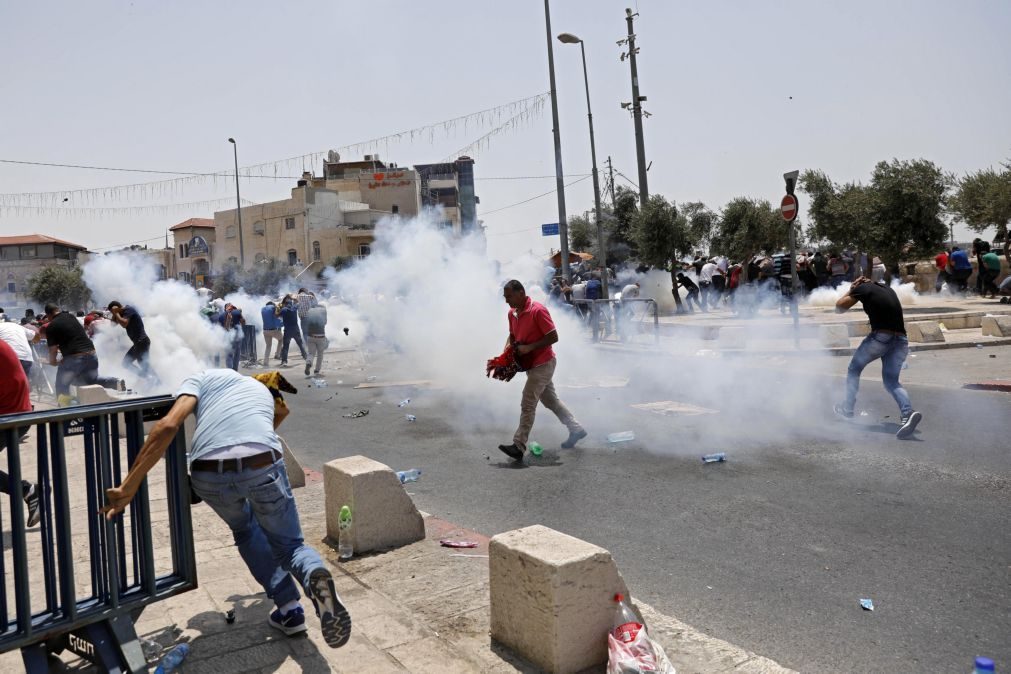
[483,175,593,234]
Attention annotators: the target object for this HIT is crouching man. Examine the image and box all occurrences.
[101,368,351,648]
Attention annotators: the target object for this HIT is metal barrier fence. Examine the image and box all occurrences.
[0,396,197,672]
[571,298,660,344]
[240,324,259,365]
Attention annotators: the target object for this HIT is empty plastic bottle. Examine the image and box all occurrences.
[973,656,995,674]
[528,441,543,456]
[611,593,643,644]
[702,453,727,463]
[153,643,190,674]
[398,398,411,408]
[405,414,417,422]
[397,469,422,484]
[607,431,635,444]
[338,505,353,560]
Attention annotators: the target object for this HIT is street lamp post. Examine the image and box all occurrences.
[228,138,245,269]
[558,32,607,299]
[543,0,571,282]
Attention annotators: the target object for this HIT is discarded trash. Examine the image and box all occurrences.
[338,505,353,560]
[528,441,544,456]
[439,539,479,548]
[140,637,162,660]
[449,553,489,558]
[312,378,328,388]
[397,469,422,484]
[342,409,369,418]
[702,453,726,463]
[859,410,870,417]
[612,594,643,644]
[976,344,983,349]
[974,656,995,673]
[405,414,417,422]
[343,327,349,336]
[990,354,997,358]
[607,593,675,674]
[938,323,947,331]
[859,598,874,611]
[398,398,411,408]
[225,609,235,624]
[324,395,334,402]
[153,643,190,674]
[366,376,377,382]
[607,431,635,444]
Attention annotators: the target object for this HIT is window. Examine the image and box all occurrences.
[391,204,399,214]
[178,272,190,283]
[36,244,54,258]
[287,249,298,266]
[20,245,37,258]
[225,225,236,239]
[312,241,321,262]
[228,256,238,265]
[253,220,265,235]
[358,243,371,257]
[285,217,296,230]
[6,277,15,293]
[1,246,19,260]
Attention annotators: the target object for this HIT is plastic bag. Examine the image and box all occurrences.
[606,629,675,674]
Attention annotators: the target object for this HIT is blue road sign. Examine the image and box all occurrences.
[541,223,560,236]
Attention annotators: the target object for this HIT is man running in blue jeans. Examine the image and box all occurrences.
[101,368,351,648]
[833,277,922,439]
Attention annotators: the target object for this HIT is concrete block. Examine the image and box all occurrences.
[819,324,850,348]
[906,321,945,343]
[75,384,114,405]
[278,435,305,488]
[718,326,746,349]
[982,315,1011,337]
[490,525,630,673]
[323,455,424,554]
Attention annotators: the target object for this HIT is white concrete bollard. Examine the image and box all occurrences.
[323,455,424,554]
[819,324,851,348]
[490,525,631,673]
[982,315,1011,337]
[906,321,946,343]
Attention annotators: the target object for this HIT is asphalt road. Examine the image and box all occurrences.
[275,345,1010,673]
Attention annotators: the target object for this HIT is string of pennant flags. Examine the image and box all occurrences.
[0,197,258,220]
[0,93,550,209]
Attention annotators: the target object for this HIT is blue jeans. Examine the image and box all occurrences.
[55,353,120,396]
[226,335,242,371]
[189,458,325,608]
[844,332,913,417]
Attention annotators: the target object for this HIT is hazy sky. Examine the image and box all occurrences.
[2,0,1009,263]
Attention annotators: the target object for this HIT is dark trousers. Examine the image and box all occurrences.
[55,353,119,396]
[124,337,151,375]
[699,281,713,311]
[980,269,1000,296]
[20,360,32,379]
[682,288,702,312]
[281,330,307,364]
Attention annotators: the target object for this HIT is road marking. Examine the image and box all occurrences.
[631,400,718,416]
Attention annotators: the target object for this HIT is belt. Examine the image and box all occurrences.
[191,449,280,473]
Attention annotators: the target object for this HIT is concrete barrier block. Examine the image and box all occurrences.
[278,435,305,488]
[982,315,1011,337]
[907,321,946,343]
[490,525,630,673]
[75,384,113,405]
[323,455,424,554]
[719,326,747,349]
[819,324,850,348]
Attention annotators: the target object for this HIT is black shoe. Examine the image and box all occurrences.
[497,443,525,462]
[305,363,311,376]
[24,483,40,527]
[896,411,922,439]
[561,429,588,449]
[307,569,351,649]
[833,403,854,420]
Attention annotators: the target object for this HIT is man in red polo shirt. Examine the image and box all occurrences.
[498,280,586,461]
[934,249,950,293]
[0,340,41,526]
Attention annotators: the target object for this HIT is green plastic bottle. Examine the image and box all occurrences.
[338,505,353,560]
[528,441,543,456]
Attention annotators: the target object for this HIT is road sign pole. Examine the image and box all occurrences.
[783,171,801,349]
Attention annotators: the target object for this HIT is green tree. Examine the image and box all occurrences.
[26,265,91,310]
[680,201,720,253]
[711,197,787,268]
[632,195,691,268]
[608,186,640,261]
[212,262,241,298]
[240,258,291,296]
[950,161,1011,243]
[567,214,594,252]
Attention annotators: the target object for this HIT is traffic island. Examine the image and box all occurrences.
[982,315,1011,337]
[489,524,632,673]
[323,455,425,554]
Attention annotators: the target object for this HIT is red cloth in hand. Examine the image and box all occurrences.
[486,343,523,382]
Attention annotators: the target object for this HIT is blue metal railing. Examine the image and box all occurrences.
[0,396,197,672]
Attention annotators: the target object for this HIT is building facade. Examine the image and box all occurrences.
[0,234,87,313]
[170,218,216,287]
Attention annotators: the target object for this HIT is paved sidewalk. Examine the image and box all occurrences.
[1,443,793,673]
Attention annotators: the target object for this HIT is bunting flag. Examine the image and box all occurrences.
[0,197,256,219]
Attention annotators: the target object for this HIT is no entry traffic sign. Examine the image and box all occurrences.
[781,194,798,223]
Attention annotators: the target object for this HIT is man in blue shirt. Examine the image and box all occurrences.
[101,369,351,648]
[948,246,973,292]
[260,301,283,367]
[218,303,245,371]
[279,296,308,367]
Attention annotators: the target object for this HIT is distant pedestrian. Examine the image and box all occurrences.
[973,239,992,296]
[0,340,41,526]
[834,277,922,439]
[934,250,950,292]
[812,251,829,287]
[261,301,283,367]
[980,247,1002,298]
[107,301,152,378]
[279,296,308,367]
[699,260,718,311]
[948,246,973,292]
[218,303,245,371]
[496,280,586,461]
[871,257,887,284]
[295,288,318,343]
[828,252,848,287]
[674,272,703,313]
[0,319,34,379]
[42,304,123,405]
[303,303,328,377]
[101,368,352,648]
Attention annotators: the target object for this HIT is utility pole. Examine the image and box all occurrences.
[623,8,649,210]
[605,156,616,204]
[544,0,571,282]
[228,138,245,269]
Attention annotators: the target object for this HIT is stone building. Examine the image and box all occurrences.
[0,234,87,313]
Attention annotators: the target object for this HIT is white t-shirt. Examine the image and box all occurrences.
[622,284,640,299]
[716,257,729,273]
[175,369,281,461]
[700,263,718,284]
[0,322,33,362]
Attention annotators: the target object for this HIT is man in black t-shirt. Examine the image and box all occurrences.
[108,300,152,377]
[833,278,922,439]
[42,304,122,403]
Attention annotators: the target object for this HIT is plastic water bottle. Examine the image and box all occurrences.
[528,441,543,456]
[611,593,643,644]
[398,398,411,408]
[973,656,995,673]
[153,643,190,674]
[405,414,417,422]
[338,505,353,560]
[607,431,635,444]
[702,453,727,463]
[397,469,422,484]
